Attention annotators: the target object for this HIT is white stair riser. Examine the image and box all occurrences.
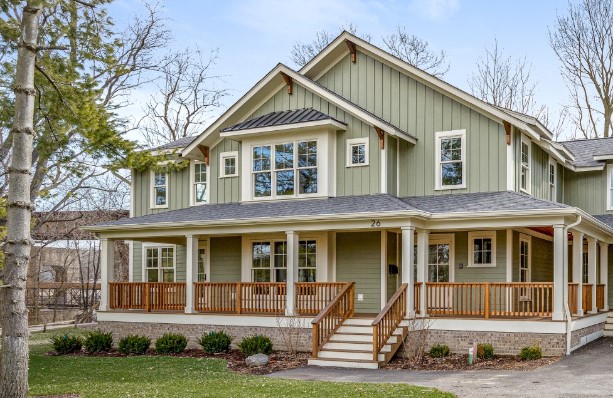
[331,334,399,344]
[344,318,375,326]
[318,350,385,361]
[308,359,379,369]
[324,342,392,352]
[337,325,404,335]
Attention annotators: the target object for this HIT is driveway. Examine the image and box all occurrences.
[268,337,613,397]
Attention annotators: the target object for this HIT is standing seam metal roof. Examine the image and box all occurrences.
[220,108,346,132]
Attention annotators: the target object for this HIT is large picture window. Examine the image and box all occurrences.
[252,140,317,199]
[520,136,531,193]
[151,171,168,208]
[435,130,466,189]
[251,240,317,282]
[145,246,175,282]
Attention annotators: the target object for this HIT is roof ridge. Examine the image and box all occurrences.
[558,136,613,143]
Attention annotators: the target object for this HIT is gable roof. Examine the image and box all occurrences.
[559,137,613,168]
[151,136,198,151]
[220,108,345,132]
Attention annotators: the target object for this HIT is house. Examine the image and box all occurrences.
[84,32,613,368]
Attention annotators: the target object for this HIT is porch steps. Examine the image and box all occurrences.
[307,317,407,369]
[605,311,613,337]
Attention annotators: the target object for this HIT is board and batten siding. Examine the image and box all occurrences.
[317,52,507,197]
[209,139,241,204]
[563,166,611,215]
[209,236,242,282]
[454,231,507,282]
[132,167,190,217]
[249,83,382,196]
[131,241,186,282]
[336,231,381,313]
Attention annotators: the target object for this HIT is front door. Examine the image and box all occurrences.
[427,236,453,310]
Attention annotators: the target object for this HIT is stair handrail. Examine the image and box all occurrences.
[371,283,408,362]
[311,282,355,358]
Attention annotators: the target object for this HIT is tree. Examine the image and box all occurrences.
[382,26,449,77]
[468,39,545,119]
[549,0,612,138]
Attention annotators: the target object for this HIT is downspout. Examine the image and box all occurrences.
[563,215,581,355]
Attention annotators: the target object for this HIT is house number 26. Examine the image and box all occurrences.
[371,219,381,227]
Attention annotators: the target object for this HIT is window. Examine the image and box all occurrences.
[298,240,317,282]
[251,240,317,282]
[520,136,531,193]
[435,130,466,189]
[251,242,271,282]
[151,171,168,208]
[197,247,207,282]
[608,164,613,210]
[428,242,450,282]
[346,138,369,166]
[468,231,497,267]
[191,161,207,205]
[582,252,588,284]
[549,158,556,201]
[252,140,317,199]
[519,235,531,298]
[220,151,238,178]
[145,246,175,282]
[274,242,287,282]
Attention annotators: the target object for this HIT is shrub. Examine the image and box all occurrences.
[155,333,188,354]
[238,335,273,356]
[520,344,542,360]
[51,334,83,354]
[198,331,232,354]
[118,335,151,355]
[477,343,494,360]
[84,330,113,353]
[428,343,450,358]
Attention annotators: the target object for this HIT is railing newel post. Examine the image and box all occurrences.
[484,283,490,319]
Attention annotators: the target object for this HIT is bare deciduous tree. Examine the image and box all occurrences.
[549,0,612,138]
[383,26,449,77]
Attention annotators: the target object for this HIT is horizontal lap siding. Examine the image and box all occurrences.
[130,242,185,282]
[210,139,241,204]
[210,236,241,282]
[317,53,507,197]
[336,232,381,313]
[454,231,506,282]
[531,236,553,282]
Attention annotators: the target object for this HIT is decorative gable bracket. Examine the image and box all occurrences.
[345,39,357,63]
[374,126,385,149]
[280,72,293,95]
[503,121,512,145]
[198,145,210,166]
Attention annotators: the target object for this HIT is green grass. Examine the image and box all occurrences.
[29,328,453,398]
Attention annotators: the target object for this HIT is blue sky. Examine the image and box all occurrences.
[109,0,571,138]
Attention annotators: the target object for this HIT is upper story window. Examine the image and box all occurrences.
[608,164,613,210]
[520,135,531,193]
[220,151,238,178]
[549,158,557,201]
[435,130,466,190]
[151,171,168,208]
[468,231,496,267]
[252,140,318,199]
[191,161,208,205]
[145,246,175,282]
[346,137,369,167]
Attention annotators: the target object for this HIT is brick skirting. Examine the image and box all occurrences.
[570,322,604,350]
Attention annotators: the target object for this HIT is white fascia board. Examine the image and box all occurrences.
[593,154,613,161]
[551,142,576,160]
[534,139,568,164]
[220,119,347,139]
[561,163,605,172]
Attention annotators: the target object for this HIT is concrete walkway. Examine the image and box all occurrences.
[268,337,613,397]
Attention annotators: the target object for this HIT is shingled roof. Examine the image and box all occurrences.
[560,137,613,168]
[220,108,346,132]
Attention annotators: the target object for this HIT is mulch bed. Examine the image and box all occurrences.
[47,349,309,375]
[384,353,560,371]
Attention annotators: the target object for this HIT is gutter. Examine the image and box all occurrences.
[563,215,582,355]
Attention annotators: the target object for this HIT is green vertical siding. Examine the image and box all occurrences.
[609,245,613,307]
[454,231,507,282]
[133,166,190,217]
[336,232,381,313]
[133,241,142,281]
[563,166,611,215]
[210,236,241,282]
[209,139,241,204]
[530,142,551,201]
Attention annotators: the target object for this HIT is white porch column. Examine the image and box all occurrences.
[572,230,584,316]
[401,226,415,317]
[185,234,198,313]
[98,238,114,312]
[416,229,429,317]
[599,242,609,311]
[552,224,565,321]
[587,237,598,313]
[285,231,299,316]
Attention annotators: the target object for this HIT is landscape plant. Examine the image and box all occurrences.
[118,335,151,355]
[238,335,273,356]
[198,331,232,354]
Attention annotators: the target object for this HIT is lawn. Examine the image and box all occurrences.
[28,328,453,398]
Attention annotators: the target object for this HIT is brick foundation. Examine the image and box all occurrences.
[570,322,604,350]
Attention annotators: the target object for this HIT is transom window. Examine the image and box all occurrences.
[520,136,531,193]
[549,159,556,201]
[192,161,207,204]
[252,140,317,199]
[346,138,369,166]
[468,231,497,267]
[251,240,317,282]
[145,246,175,282]
[435,130,466,189]
[220,151,238,178]
[151,171,168,208]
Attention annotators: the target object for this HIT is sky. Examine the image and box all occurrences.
[108,0,572,140]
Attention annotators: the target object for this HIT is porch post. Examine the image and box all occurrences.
[599,241,609,311]
[552,224,565,321]
[571,230,584,316]
[401,226,415,317]
[586,237,597,313]
[416,229,429,317]
[185,234,198,313]
[98,237,114,312]
[285,231,299,316]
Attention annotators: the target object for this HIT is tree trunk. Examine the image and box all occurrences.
[1,2,41,397]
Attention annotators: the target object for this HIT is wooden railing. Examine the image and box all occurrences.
[311,282,355,358]
[597,284,605,310]
[295,282,347,315]
[194,282,286,314]
[413,282,421,313]
[425,282,486,317]
[490,283,553,317]
[372,284,407,362]
[109,282,186,311]
[582,284,593,313]
[568,283,578,314]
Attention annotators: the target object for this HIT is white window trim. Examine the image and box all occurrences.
[434,129,466,190]
[519,234,532,283]
[607,164,613,211]
[189,160,208,206]
[150,170,169,209]
[142,243,177,282]
[346,137,369,167]
[468,231,497,268]
[247,238,318,283]
[219,151,239,178]
[548,157,557,201]
[428,233,456,282]
[520,135,532,194]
